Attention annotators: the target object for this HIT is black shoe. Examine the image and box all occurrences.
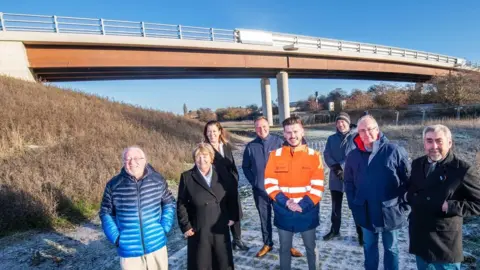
[232,240,250,251]
[323,231,340,241]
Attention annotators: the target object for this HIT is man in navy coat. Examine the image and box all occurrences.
[345,115,411,270]
[242,116,303,258]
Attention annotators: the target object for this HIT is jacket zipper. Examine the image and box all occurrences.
[136,181,147,254]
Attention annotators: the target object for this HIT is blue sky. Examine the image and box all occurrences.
[3,1,479,114]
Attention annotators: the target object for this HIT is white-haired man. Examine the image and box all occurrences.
[407,124,480,270]
[344,115,411,270]
[99,146,176,270]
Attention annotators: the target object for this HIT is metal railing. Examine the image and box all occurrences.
[0,11,478,69]
[0,12,236,42]
[272,32,459,64]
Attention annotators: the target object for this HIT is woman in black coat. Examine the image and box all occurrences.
[204,120,249,251]
[177,143,239,270]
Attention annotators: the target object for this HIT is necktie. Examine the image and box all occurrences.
[426,162,436,177]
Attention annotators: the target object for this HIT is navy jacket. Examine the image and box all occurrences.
[323,129,356,192]
[99,164,176,258]
[344,133,411,232]
[242,134,283,194]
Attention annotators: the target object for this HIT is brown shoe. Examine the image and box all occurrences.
[255,245,273,257]
[290,248,303,257]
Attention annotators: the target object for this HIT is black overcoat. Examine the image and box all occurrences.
[407,152,480,263]
[177,165,239,270]
[212,142,243,219]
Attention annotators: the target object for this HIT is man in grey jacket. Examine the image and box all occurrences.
[322,112,363,244]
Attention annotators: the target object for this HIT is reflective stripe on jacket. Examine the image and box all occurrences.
[264,144,324,232]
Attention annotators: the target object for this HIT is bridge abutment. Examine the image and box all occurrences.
[260,78,273,126]
[0,41,35,82]
[276,71,290,124]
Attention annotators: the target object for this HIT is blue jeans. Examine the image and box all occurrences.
[361,227,399,270]
[278,228,316,270]
[416,256,461,270]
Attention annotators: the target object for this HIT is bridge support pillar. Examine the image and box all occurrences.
[260,78,273,126]
[276,71,290,124]
[0,42,35,82]
[415,82,424,92]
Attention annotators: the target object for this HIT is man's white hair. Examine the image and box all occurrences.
[357,115,379,129]
[122,146,147,163]
[422,124,452,141]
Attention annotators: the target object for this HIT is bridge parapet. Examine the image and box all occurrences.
[1,11,477,71]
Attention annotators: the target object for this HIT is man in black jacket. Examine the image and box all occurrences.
[406,124,480,269]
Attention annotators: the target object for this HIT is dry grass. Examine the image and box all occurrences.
[383,118,480,168]
[0,76,204,235]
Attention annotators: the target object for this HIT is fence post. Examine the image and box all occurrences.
[456,107,461,120]
[53,15,59,33]
[100,18,105,35]
[0,12,5,31]
[395,111,399,126]
[210,28,215,41]
[421,110,426,125]
[141,22,146,37]
[177,25,183,39]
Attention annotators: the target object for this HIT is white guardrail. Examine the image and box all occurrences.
[0,12,478,69]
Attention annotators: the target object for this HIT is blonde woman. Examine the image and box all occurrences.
[177,143,239,270]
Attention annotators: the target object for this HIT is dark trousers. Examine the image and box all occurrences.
[230,195,243,241]
[330,190,343,233]
[278,228,316,270]
[252,189,273,246]
[330,190,363,239]
[230,221,241,241]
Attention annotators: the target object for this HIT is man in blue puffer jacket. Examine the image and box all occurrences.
[99,146,176,270]
[344,115,410,270]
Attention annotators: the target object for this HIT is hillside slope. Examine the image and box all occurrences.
[0,76,204,234]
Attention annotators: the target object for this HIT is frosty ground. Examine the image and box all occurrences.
[0,128,478,269]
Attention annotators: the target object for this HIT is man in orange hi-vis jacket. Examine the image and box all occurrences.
[264,116,324,270]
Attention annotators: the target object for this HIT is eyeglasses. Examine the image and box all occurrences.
[124,157,145,163]
[358,126,378,134]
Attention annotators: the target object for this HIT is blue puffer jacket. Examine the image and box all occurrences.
[99,164,176,258]
[344,133,411,232]
[242,134,283,195]
[323,129,356,192]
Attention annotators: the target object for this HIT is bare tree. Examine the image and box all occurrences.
[426,72,480,105]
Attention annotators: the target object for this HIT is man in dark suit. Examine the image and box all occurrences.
[406,124,480,269]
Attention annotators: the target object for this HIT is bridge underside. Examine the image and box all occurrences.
[33,67,433,82]
[25,45,451,82]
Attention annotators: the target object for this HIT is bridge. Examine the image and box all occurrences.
[1,12,478,124]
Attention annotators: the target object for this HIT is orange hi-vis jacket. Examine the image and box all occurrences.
[264,144,325,232]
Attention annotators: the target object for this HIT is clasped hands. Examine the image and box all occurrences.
[286,199,303,213]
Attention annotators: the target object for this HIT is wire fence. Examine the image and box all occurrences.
[292,104,480,126]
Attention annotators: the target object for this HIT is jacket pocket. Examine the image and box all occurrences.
[381,198,405,230]
[350,200,367,227]
[274,162,289,173]
[434,217,461,231]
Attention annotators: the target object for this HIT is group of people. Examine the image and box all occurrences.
[99,112,480,270]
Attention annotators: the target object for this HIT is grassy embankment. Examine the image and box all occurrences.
[0,76,205,236]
